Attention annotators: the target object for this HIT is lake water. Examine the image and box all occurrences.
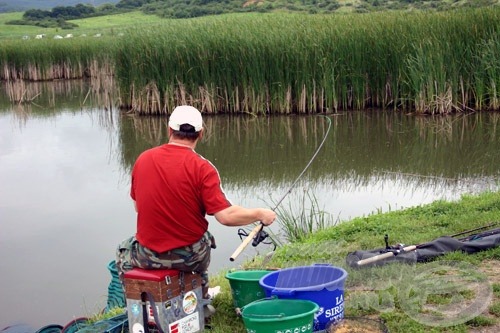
[0,81,499,329]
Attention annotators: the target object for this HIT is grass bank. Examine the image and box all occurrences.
[208,190,500,332]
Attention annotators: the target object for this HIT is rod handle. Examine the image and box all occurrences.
[230,223,263,261]
[356,245,417,267]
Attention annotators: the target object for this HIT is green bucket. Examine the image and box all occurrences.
[225,270,272,308]
[242,298,319,333]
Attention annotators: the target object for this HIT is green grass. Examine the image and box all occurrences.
[467,315,497,327]
[494,283,500,296]
[87,307,126,323]
[490,301,500,317]
[273,190,338,244]
[0,12,50,39]
[0,11,164,40]
[70,11,166,37]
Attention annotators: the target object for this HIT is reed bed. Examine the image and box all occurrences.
[0,37,116,81]
[112,8,500,115]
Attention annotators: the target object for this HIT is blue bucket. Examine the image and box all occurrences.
[259,264,347,331]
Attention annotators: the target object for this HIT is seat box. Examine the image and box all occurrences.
[124,268,204,333]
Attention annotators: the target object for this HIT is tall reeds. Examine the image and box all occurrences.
[112,9,500,115]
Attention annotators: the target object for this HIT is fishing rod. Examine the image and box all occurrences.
[354,222,500,267]
[229,115,333,261]
[450,222,498,239]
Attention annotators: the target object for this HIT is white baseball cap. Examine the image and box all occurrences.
[168,105,203,132]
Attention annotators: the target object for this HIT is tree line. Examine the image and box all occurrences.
[6,3,118,29]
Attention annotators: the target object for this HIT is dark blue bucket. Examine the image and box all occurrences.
[259,264,347,331]
[35,324,63,333]
[106,260,125,310]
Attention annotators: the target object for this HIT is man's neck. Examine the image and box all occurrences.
[168,139,196,149]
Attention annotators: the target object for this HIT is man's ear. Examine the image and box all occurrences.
[198,128,204,140]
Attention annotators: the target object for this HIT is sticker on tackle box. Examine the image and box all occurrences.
[182,290,198,314]
[169,312,200,333]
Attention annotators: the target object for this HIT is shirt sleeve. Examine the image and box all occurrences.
[201,162,231,215]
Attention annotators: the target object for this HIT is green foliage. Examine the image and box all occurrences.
[125,0,500,19]
[23,5,95,20]
[5,0,499,21]
[7,17,79,29]
[274,190,338,243]
[467,315,497,327]
[10,4,99,28]
[87,307,125,323]
[116,0,155,9]
[5,18,65,29]
[0,1,117,12]
[23,9,51,20]
[489,301,500,317]
[494,283,500,296]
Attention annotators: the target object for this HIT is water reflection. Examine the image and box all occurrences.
[2,76,117,112]
[116,112,499,185]
[0,81,499,329]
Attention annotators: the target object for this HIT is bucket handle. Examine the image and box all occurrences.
[244,312,287,319]
[241,296,287,317]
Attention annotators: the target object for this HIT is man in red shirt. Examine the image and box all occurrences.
[116,105,276,301]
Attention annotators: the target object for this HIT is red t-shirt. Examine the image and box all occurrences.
[130,144,231,253]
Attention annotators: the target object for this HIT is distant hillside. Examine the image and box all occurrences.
[2,0,500,20]
[114,0,500,19]
[0,0,119,12]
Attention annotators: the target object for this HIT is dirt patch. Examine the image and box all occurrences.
[468,260,500,333]
[329,316,386,332]
[478,260,500,285]
[345,260,500,332]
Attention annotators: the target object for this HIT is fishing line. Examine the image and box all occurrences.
[382,170,458,182]
[271,115,332,212]
[230,115,332,261]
